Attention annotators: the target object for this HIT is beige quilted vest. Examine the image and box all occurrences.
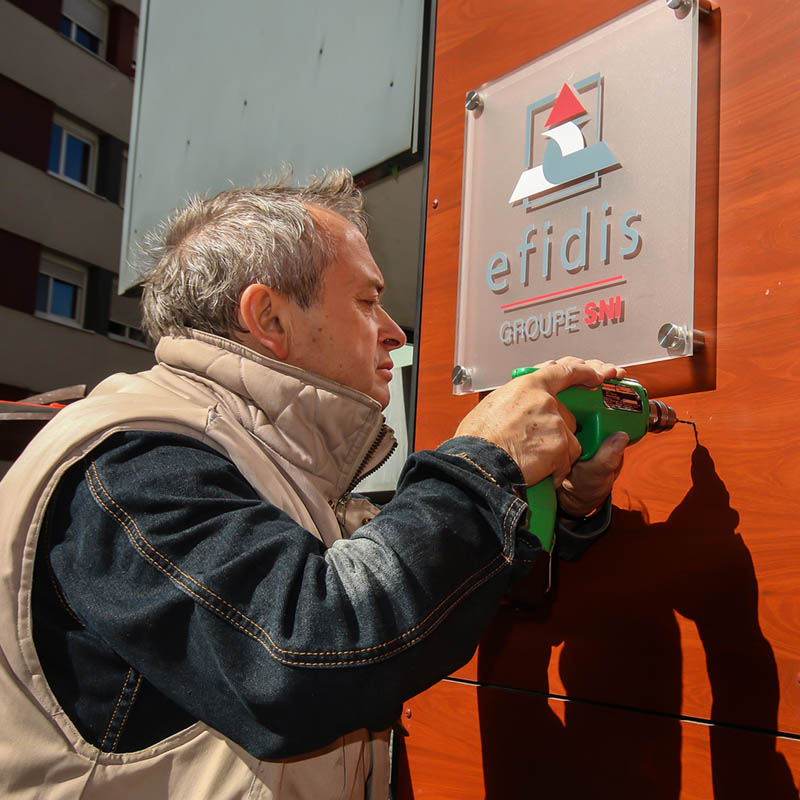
[0,331,397,799]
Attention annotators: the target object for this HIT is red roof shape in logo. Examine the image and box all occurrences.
[545,83,587,128]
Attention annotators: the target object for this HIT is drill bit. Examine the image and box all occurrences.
[677,418,699,445]
[648,402,699,445]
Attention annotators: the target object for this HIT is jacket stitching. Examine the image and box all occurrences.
[85,462,519,665]
[101,667,134,751]
[452,452,499,485]
[111,672,142,752]
[87,462,503,666]
[501,499,526,554]
[47,568,82,625]
[514,502,541,563]
[502,502,526,564]
[87,461,503,663]
[86,461,505,653]
[41,509,83,626]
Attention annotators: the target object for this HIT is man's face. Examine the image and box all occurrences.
[283,214,406,409]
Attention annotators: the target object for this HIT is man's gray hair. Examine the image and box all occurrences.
[139,168,367,342]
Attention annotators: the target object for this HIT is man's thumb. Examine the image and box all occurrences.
[607,432,630,456]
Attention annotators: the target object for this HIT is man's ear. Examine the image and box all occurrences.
[238,283,290,360]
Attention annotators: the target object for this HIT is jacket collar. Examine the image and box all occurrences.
[154,331,397,502]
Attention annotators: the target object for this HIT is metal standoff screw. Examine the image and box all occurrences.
[693,329,705,351]
[451,364,473,387]
[666,0,692,10]
[465,90,484,113]
[658,322,688,353]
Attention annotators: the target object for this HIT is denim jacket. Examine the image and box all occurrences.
[2,332,608,798]
[35,430,540,757]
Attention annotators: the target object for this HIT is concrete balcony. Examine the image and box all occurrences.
[0,305,155,394]
[0,153,124,271]
[0,1,133,142]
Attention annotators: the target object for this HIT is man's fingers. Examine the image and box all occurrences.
[594,431,629,468]
[581,358,627,380]
[456,356,626,488]
[557,431,629,515]
[571,432,628,490]
[527,357,619,396]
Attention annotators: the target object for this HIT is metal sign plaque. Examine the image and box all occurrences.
[453,0,700,394]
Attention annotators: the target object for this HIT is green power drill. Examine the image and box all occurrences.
[511,366,685,552]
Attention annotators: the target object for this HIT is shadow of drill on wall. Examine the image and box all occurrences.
[476,444,798,799]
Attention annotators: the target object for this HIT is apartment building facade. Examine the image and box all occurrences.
[0,0,155,410]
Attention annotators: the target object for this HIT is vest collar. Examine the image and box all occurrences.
[154,331,397,502]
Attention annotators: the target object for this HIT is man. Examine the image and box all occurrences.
[0,169,628,799]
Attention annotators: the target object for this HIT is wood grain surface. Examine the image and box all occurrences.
[409,0,800,795]
[395,679,800,799]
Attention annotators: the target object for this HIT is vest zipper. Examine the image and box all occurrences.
[331,424,397,516]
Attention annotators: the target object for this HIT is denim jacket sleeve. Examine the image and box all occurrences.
[41,430,602,759]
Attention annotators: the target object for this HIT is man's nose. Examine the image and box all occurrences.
[380,308,407,349]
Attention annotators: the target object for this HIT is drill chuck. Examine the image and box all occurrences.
[648,399,678,432]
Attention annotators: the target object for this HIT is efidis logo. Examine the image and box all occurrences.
[482,71,643,354]
[509,74,620,209]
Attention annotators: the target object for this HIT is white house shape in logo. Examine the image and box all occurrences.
[509,75,620,209]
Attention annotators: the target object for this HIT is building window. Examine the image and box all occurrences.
[48,115,98,190]
[35,255,87,326]
[108,279,150,347]
[108,320,147,345]
[59,0,108,57]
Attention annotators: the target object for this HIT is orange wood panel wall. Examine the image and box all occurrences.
[406,0,800,796]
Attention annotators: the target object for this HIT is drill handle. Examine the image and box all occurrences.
[524,477,558,552]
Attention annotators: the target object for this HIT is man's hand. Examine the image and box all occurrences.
[557,432,629,519]
[454,357,623,487]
